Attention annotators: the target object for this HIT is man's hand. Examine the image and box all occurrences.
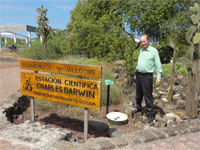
[156,78,161,85]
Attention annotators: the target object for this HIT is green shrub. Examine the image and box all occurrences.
[18,45,45,60]
[83,57,101,65]
[161,64,171,76]
[123,43,140,85]
[47,34,69,56]
[18,44,62,60]
[162,62,187,76]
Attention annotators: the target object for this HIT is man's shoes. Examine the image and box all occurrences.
[147,114,155,123]
[131,108,142,118]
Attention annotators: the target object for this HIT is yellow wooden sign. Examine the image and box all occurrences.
[20,60,102,79]
[20,72,101,110]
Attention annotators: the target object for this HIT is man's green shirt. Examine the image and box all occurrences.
[136,45,162,79]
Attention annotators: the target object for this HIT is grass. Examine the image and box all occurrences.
[162,62,187,76]
[34,98,101,119]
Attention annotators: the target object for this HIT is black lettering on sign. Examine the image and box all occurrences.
[35,82,96,99]
[59,96,78,103]
[63,87,95,98]
[66,67,96,75]
[78,99,96,106]
[64,80,98,90]
[35,75,62,84]
[22,62,51,70]
[36,83,63,93]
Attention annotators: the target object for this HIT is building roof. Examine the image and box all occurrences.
[0,25,36,32]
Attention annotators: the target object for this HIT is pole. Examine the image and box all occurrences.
[30,71,38,122]
[106,85,110,114]
[0,32,2,51]
[5,38,7,48]
[84,108,88,141]
[28,31,31,47]
[31,97,35,122]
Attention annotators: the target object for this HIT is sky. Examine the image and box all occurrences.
[0,0,79,38]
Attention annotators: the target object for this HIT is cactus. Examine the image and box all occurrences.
[185,2,200,118]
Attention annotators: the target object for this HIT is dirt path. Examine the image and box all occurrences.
[0,51,20,104]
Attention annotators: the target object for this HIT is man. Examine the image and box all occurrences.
[132,34,162,123]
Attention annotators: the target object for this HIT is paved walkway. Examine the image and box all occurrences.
[115,131,200,150]
[1,131,200,150]
[0,57,20,104]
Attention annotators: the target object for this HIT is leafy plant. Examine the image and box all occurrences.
[123,41,140,85]
[18,44,45,60]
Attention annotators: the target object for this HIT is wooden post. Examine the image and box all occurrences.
[84,108,88,140]
[31,97,35,122]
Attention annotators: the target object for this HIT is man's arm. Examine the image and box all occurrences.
[154,50,162,84]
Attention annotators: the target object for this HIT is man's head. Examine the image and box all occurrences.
[140,34,149,50]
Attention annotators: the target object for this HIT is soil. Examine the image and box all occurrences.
[1,50,138,140]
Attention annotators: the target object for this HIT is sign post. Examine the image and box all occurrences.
[105,80,114,114]
[84,108,88,140]
[30,97,35,122]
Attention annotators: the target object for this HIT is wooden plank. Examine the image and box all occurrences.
[20,60,102,79]
[20,72,101,110]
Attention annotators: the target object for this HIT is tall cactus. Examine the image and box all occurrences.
[185,2,200,118]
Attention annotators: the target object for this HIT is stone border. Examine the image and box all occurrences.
[58,119,200,150]
[0,93,24,127]
[1,93,200,150]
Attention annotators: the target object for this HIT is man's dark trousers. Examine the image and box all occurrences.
[136,72,153,114]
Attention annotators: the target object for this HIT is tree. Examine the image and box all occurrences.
[128,0,198,42]
[128,0,200,63]
[67,0,198,62]
[36,5,52,54]
[67,0,137,59]
[184,2,200,118]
